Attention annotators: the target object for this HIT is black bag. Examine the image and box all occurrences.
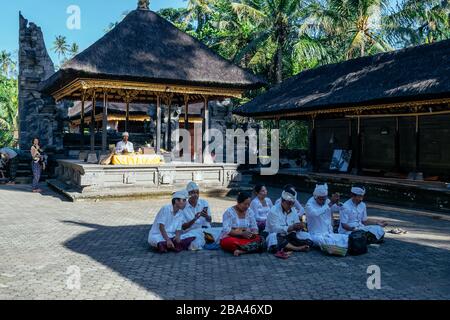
[348,230,368,255]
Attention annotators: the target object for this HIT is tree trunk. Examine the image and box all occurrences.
[275,38,283,84]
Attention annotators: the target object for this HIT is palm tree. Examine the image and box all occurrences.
[304,0,392,60]
[0,76,18,146]
[0,51,15,77]
[384,0,450,47]
[184,0,214,33]
[69,43,79,58]
[53,35,70,61]
[230,0,307,84]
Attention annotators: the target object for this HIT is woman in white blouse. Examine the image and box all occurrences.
[220,192,265,256]
[250,184,273,232]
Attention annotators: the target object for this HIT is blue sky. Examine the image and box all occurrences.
[0,0,186,63]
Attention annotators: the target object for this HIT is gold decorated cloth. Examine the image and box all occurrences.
[111,154,165,165]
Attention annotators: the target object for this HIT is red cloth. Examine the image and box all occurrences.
[220,235,262,253]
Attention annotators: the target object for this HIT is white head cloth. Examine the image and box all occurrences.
[351,187,366,196]
[281,190,297,202]
[186,181,200,192]
[172,189,189,200]
[313,183,328,197]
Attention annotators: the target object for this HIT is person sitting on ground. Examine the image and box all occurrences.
[275,184,306,221]
[116,132,134,154]
[0,147,18,185]
[265,187,313,259]
[339,186,387,244]
[220,192,265,257]
[305,184,349,256]
[180,181,222,250]
[147,190,196,253]
[249,184,273,232]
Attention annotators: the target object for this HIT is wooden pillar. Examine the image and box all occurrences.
[202,96,209,162]
[348,118,352,149]
[125,100,130,133]
[394,117,400,171]
[90,91,96,153]
[415,115,420,172]
[156,95,161,154]
[102,91,108,153]
[167,101,172,152]
[80,91,86,150]
[184,95,189,132]
[310,116,317,172]
[356,116,362,174]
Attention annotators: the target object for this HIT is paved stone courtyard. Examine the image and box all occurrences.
[0,184,449,300]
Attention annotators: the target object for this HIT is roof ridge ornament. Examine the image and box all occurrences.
[137,0,150,10]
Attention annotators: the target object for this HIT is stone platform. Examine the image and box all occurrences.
[48,160,241,201]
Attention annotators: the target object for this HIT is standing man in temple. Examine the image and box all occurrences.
[339,186,387,243]
[116,132,134,154]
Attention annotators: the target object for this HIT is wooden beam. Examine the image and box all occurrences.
[202,95,209,163]
[90,91,96,153]
[102,91,108,152]
[156,95,161,154]
[80,91,86,151]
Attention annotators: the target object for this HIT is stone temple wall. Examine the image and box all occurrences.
[18,13,64,152]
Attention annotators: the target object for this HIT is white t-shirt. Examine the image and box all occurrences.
[265,202,300,234]
[250,197,273,222]
[181,198,212,231]
[305,197,340,235]
[338,199,368,234]
[221,206,257,239]
[148,204,183,245]
[116,141,134,153]
[275,198,305,215]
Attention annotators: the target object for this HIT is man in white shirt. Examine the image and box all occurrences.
[148,190,197,253]
[305,184,349,256]
[339,186,387,243]
[180,181,221,250]
[116,132,134,154]
[265,188,312,257]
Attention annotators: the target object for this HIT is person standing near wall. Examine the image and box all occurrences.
[30,137,44,193]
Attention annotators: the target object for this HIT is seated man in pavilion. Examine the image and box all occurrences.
[338,186,387,244]
[305,184,349,256]
[116,132,134,154]
[180,182,222,250]
[147,190,197,253]
[265,187,313,259]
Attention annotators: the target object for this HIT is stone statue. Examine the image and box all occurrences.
[138,0,150,10]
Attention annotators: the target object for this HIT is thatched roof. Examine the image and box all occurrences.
[234,39,450,118]
[42,8,265,94]
[68,101,149,119]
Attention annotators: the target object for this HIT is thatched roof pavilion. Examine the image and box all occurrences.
[234,40,450,178]
[41,0,265,157]
[234,39,450,119]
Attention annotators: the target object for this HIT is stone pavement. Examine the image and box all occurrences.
[0,184,449,300]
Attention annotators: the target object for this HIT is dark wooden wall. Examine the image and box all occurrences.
[314,114,450,177]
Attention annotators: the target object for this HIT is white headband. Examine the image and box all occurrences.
[313,183,328,197]
[351,187,366,196]
[281,190,297,202]
[186,181,199,192]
